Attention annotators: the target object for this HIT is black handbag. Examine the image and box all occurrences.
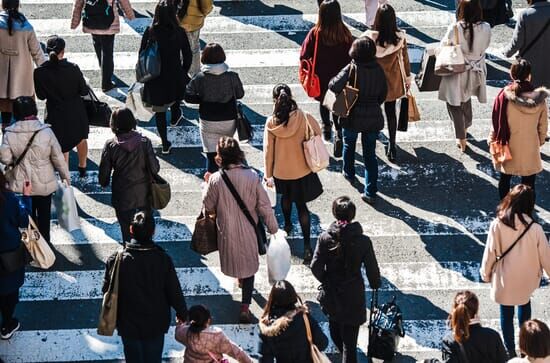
[397,97,408,132]
[236,102,253,142]
[415,44,441,92]
[220,169,267,255]
[142,142,171,210]
[136,28,161,83]
[84,87,112,127]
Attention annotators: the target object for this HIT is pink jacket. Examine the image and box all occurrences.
[480,215,550,306]
[175,325,252,363]
[71,0,135,35]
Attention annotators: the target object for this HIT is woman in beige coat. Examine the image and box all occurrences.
[489,59,548,200]
[0,0,45,129]
[480,185,550,357]
[203,137,278,323]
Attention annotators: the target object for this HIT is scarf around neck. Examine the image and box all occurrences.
[492,80,535,144]
[201,62,229,75]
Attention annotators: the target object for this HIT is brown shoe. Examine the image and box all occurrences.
[239,308,254,324]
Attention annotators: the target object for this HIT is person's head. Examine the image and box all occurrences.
[373,4,400,46]
[510,58,532,82]
[332,196,356,223]
[201,43,226,65]
[497,184,535,230]
[349,36,376,63]
[315,0,352,47]
[46,35,66,63]
[13,96,37,121]
[456,0,483,50]
[449,291,479,344]
[110,108,137,135]
[272,83,297,127]
[519,320,550,358]
[152,0,179,30]
[186,305,212,341]
[2,0,25,36]
[129,210,155,243]
[1,0,18,10]
[262,280,301,318]
[215,137,245,169]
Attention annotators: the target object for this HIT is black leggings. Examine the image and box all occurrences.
[329,321,360,363]
[241,275,254,305]
[498,173,536,200]
[155,112,169,148]
[319,104,341,131]
[0,290,19,327]
[384,101,397,145]
[32,194,52,244]
[281,195,311,249]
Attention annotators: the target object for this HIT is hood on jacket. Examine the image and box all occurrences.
[266,109,304,139]
[201,62,229,75]
[503,87,549,114]
[5,119,50,133]
[326,221,364,242]
[362,30,406,58]
[116,131,143,152]
[259,305,308,337]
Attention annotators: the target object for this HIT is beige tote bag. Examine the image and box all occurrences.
[21,216,55,269]
[303,313,331,363]
[97,250,123,336]
[435,25,466,76]
[302,111,329,173]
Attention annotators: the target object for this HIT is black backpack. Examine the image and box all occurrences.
[368,291,405,361]
[82,0,115,30]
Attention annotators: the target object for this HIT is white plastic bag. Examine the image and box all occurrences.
[267,230,291,285]
[262,180,277,207]
[125,82,153,122]
[53,180,81,232]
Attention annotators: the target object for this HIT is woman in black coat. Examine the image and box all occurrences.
[311,196,381,363]
[140,1,192,154]
[34,35,89,177]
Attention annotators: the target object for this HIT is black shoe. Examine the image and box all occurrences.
[1,318,20,340]
[162,141,172,155]
[303,247,313,265]
[333,135,343,158]
[361,193,377,205]
[386,143,396,162]
[170,105,183,126]
[78,166,87,178]
[322,123,332,142]
[101,82,116,93]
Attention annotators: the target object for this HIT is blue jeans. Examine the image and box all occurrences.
[342,129,379,197]
[121,335,164,363]
[500,301,531,354]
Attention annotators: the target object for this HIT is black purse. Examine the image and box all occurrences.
[236,102,253,142]
[83,87,112,127]
[397,97,408,132]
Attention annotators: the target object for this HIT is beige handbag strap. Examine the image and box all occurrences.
[453,23,460,46]
[303,110,314,141]
[303,312,314,345]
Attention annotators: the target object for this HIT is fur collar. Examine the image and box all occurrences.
[503,86,549,107]
[258,306,308,337]
[362,30,406,58]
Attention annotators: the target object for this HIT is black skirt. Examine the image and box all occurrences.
[274,172,323,204]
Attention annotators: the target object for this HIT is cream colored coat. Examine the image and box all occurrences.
[71,0,135,35]
[489,87,548,176]
[480,215,550,306]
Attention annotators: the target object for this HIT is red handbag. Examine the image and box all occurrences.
[299,30,321,98]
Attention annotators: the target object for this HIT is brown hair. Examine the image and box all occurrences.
[314,0,352,47]
[201,43,226,65]
[110,108,137,135]
[215,137,245,169]
[456,0,483,51]
[373,4,400,47]
[509,58,532,96]
[262,280,302,319]
[449,291,479,343]
[497,184,535,230]
[519,320,550,358]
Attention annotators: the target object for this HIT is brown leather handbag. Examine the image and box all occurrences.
[190,210,218,255]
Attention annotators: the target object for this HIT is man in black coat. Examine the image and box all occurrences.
[102,210,187,363]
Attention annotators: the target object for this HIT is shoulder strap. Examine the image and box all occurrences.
[454,24,459,45]
[219,169,256,230]
[302,312,314,345]
[207,351,220,363]
[302,110,313,140]
[497,221,535,262]
[312,29,319,71]
[520,18,550,57]
[7,129,41,170]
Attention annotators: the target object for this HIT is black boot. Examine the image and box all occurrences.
[386,142,396,162]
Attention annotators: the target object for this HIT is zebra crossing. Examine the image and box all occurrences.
[1,0,549,362]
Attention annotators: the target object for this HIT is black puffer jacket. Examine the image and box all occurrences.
[329,60,387,133]
[98,131,160,211]
[441,323,508,363]
[258,306,328,363]
[311,221,381,325]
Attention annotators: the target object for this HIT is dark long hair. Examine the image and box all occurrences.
[456,0,483,51]
[262,280,302,319]
[46,35,66,64]
[152,0,180,31]
[314,0,352,47]
[0,171,8,206]
[272,84,297,127]
[2,0,26,36]
[186,305,211,342]
[497,184,535,230]
[373,4,400,47]
[449,291,479,344]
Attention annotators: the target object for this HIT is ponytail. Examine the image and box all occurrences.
[2,0,25,36]
[450,291,479,344]
[49,51,58,63]
[509,58,532,96]
[186,305,211,342]
[45,35,66,65]
[272,84,297,126]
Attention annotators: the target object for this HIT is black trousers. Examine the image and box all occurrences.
[241,275,254,305]
[92,34,115,89]
[0,290,19,327]
[122,335,164,363]
[32,194,52,243]
[498,173,536,200]
[329,321,360,363]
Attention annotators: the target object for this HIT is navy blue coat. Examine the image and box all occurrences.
[0,192,30,295]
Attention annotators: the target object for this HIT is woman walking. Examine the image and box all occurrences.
[0,97,70,244]
[71,0,135,92]
[480,184,550,358]
[0,0,45,129]
[509,320,550,363]
[98,108,160,244]
[185,43,245,179]
[34,35,89,177]
[175,305,253,362]
[264,84,324,264]
[311,196,381,363]
[300,0,353,155]
[258,280,328,362]
[441,291,507,362]
[489,59,548,200]
[438,0,491,152]
[364,4,411,162]
[329,37,387,204]
[0,171,30,340]
[141,1,192,154]
[202,137,278,323]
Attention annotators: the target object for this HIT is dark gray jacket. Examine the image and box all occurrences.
[441,324,507,363]
[504,1,550,88]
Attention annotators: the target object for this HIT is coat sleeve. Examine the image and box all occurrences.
[49,131,70,182]
[441,336,459,363]
[493,332,508,363]
[28,31,46,67]
[255,177,278,234]
[503,10,526,57]
[199,0,214,16]
[98,141,112,187]
[202,176,219,213]
[216,333,253,363]
[363,236,381,289]
[0,134,14,166]
[538,105,548,146]
[118,0,136,20]
[184,77,201,104]
[305,112,322,137]
[402,38,411,78]
[480,221,498,283]
[263,120,275,179]
[536,226,550,278]
[180,29,192,75]
[377,68,388,104]
[328,65,351,93]
[13,194,30,228]
[76,65,89,96]
[258,333,275,363]
[34,70,47,100]
[164,255,188,321]
[300,29,314,60]
[146,139,160,175]
[233,73,245,100]
[308,314,329,351]
[310,235,327,283]
[70,0,84,30]
[102,253,116,293]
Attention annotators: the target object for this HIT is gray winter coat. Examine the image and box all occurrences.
[504,1,550,88]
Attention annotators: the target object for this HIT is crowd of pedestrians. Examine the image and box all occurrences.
[0,0,549,362]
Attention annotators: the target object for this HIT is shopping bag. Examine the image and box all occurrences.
[435,25,466,76]
[407,92,421,122]
[53,180,81,232]
[21,216,55,269]
[266,230,291,285]
[415,44,441,92]
[125,82,153,122]
[302,112,329,173]
[97,250,122,336]
[262,180,277,207]
[190,210,218,255]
